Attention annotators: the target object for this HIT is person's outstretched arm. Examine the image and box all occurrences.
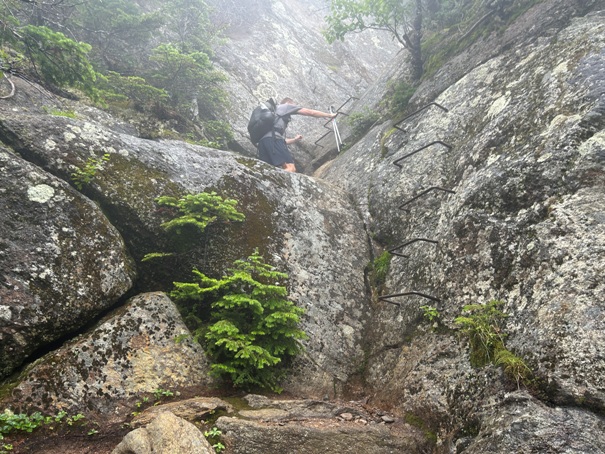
[297,107,337,119]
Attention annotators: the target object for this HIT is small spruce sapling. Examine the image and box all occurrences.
[142,191,245,262]
[156,191,245,234]
[171,249,307,393]
[71,153,110,190]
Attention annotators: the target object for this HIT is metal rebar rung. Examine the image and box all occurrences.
[393,141,452,168]
[399,186,455,210]
[336,96,359,113]
[322,96,358,128]
[379,291,441,306]
[388,238,438,258]
[314,130,332,147]
[393,102,449,132]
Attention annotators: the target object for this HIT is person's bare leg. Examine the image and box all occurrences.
[282,163,297,172]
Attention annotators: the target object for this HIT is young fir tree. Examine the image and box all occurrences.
[171,249,307,393]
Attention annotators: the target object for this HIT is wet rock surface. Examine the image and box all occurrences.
[215,395,430,454]
[0,1,604,453]
[0,146,135,380]
[0,78,372,402]
[318,8,605,450]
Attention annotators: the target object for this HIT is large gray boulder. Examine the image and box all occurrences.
[464,392,605,453]
[0,78,372,399]
[0,146,135,379]
[4,292,212,415]
[318,6,605,450]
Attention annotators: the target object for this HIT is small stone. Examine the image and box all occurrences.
[381,415,395,423]
[340,412,354,421]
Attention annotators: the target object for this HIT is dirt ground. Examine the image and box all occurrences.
[2,385,395,453]
[7,426,129,454]
[2,385,233,454]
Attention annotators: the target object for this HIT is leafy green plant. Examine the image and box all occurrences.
[382,79,416,117]
[153,388,174,400]
[65,414,85,426]
[142,191,245,262]
[135,396,149,409]
[204,427,221,438]
[0,409,85,441]
[346,108,380,141]
[149,43,227,114]
[19,26,99,99]
[156,192,245,235]
[204,426,225,452]
[494,348,532,389]
[454,300,507,367]
[455,300,532,387]
[71,153,110,190]
[0,410,44,439]
[420,305,440,323]
[98,71,169,111]
[44,108,77,118]
[171,249,307,393]
[323,0,424,80]
[367,251,391,298]
[201,120,234,150]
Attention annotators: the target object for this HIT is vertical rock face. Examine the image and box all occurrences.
[207,0,400,171]
[318,7,605,450]
[0,147,135,379]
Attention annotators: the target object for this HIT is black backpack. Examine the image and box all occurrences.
[247,98,279,145]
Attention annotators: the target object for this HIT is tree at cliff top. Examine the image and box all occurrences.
[70,0,228,128]
[323,0,534,82]
[323,0,424,80]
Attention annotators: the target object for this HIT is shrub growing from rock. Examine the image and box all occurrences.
[172,249,307,393]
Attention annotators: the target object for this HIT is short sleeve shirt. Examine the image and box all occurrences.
[261,103,302,140]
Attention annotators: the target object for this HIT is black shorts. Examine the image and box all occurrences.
[258,137,293,167]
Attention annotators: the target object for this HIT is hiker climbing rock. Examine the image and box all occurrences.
[254,97,336,173]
